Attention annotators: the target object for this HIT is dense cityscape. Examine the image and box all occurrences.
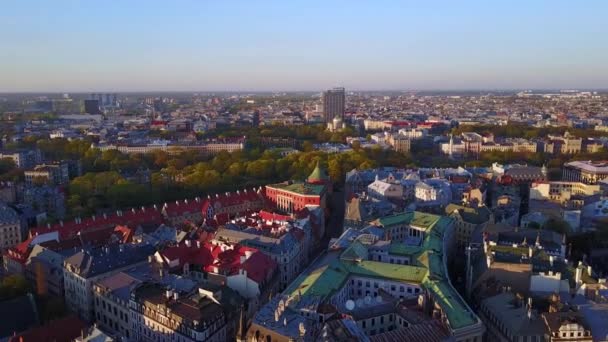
[1,88,608,342]
[3,1,608,342]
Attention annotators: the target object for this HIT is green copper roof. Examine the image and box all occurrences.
[388,242,423,256]
[282,211,479,332]
[308,161,330,182]
[268,181,326,196]
[345,260,427,283]
[286,261,349,299]
[378,211,441,231]
[341,240,369,261]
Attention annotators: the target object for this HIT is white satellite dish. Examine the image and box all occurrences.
[345,299,355,311]
[364,295,372,304]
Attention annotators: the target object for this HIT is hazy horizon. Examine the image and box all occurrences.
[2,1,607,92]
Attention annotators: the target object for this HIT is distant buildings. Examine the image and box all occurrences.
[322,87,345,123]
[90,93,118,109]
[0,202,20,250]
[96,138,245,155]
[83,99,101,114]
[563,161,608,184]
[0,149,41,169]
[24,163,69,186]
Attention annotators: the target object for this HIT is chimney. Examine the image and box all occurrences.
[486,255,492,268]
[528,247,533,258]
[575,267,583,284]
[166,290,172,299]
[549,255,554,267]
[173,292,179,300]
[587,265,592,277]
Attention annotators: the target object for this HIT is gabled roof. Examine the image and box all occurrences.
[8,314,86,342]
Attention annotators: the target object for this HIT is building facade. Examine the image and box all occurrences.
[0,203,21,250]
[322,87,345,123]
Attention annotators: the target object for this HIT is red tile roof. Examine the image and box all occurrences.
[114,225,134,244]
[30,207,163,240]
[159,241,216,270]
[4,237,35,265]
[162,198,203,217]
[241,250,277,283]
[258,210,291,222]
[8,315,87,342]
[159,241,276,284]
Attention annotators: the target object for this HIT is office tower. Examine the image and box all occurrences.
[322,87,345,123]
[84,99,101,114]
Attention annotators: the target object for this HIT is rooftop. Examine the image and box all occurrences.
[276,212,479,332]
[377,211,441,231]
[64,243,155,278]
[267,181,326,196]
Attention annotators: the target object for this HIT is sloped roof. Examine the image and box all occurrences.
[446,204,492,224]
[308,161,330,182]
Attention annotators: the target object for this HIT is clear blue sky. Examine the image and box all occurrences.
[1,0,607,92]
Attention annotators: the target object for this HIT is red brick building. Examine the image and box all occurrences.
[265,162,331,214]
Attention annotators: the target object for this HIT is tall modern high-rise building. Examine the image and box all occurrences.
[322,87,345,123]
[90,93,118,108]
[83,99,101,114]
